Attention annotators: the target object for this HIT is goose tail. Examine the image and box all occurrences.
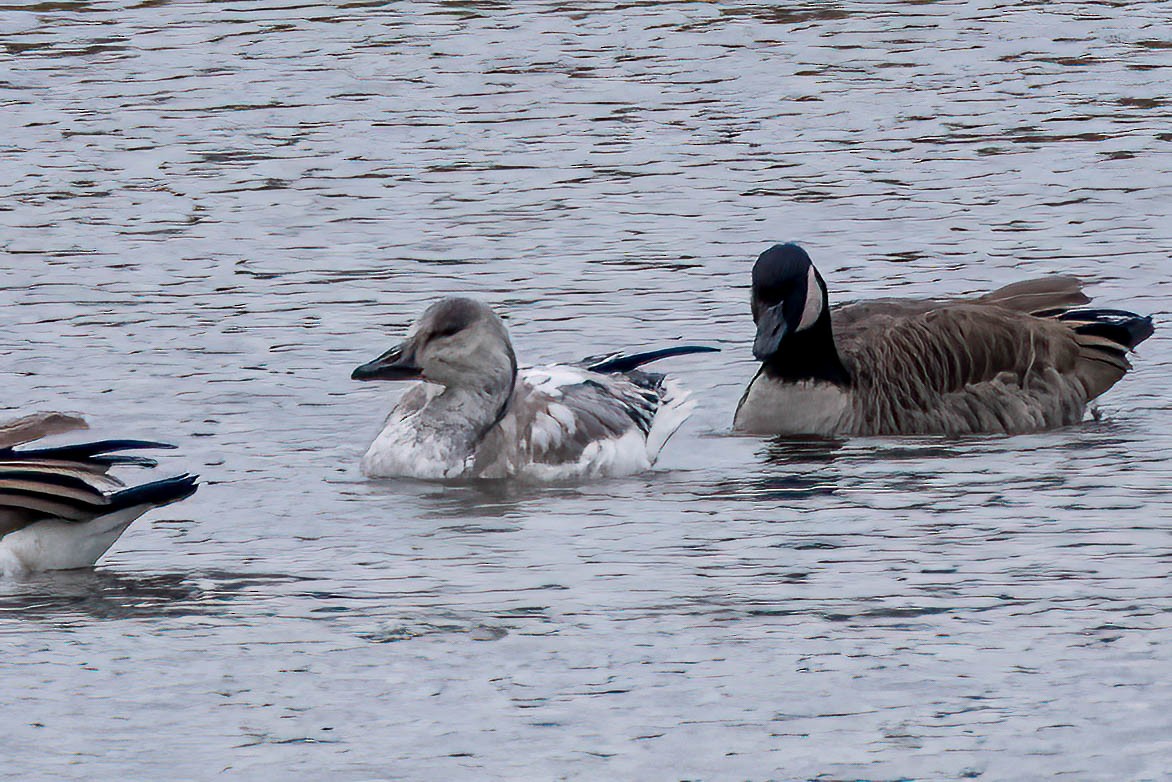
[1050,308,1155,400]
[109,474,199,512]
[1056,308,1154,351]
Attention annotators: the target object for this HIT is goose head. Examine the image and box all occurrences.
[352,298,517,393]
[750,243,830,361]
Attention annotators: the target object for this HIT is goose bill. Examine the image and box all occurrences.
[752,303,789,361]
[352,342,422,381]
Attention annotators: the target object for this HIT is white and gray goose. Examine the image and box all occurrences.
[0,412,198,574]
[351,298,717,480]
[734,243,1155,437]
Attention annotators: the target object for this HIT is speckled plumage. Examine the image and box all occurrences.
[354,298,709,481]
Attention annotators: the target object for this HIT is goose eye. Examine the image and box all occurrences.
[432,323,465,339]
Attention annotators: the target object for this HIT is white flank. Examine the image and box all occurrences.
[734,377,851,436]
[360,424,467,479]
[520,429,651,482]
[0,505,149,576]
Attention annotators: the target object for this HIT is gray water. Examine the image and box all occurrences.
[2,1,1170,779]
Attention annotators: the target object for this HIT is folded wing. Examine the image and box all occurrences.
[835,278,1153,434]
[516,366,663,468]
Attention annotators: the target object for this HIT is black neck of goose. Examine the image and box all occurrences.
[761,312,850,385]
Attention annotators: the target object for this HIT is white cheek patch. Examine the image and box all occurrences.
[796,266,824,332]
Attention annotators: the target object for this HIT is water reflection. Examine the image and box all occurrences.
[359,612,511,643]
[0,569,310,624]
[357,474,585,522]
[759,435,849,464]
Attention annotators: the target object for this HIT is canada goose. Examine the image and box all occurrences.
[352,297,717,480]
[734,243,1155,437]
[0,412,198,574]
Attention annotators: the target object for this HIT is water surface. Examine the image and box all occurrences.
[2,1,1170,779]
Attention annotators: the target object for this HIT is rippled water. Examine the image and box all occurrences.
[2,1,1170,779]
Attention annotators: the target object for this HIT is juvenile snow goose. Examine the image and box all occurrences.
[0,412,198,574]
[352,298,717,480]
[734,243,1154,437]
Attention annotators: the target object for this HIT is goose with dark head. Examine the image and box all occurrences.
[749,243,848,385]
[735,242,1154,437]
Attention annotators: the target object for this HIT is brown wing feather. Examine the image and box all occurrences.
[0,412,87,449]
[0,494,97,524]
[977,275,1090,314]
[837,305,1096,435]
[1,414,120,537]
[0,414,195,545]
[832,275,1090,329]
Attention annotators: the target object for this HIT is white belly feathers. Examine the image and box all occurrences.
[734,376,851,437]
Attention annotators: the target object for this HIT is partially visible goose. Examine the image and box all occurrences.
[0,412,198,574]
[734,243,1155,437]
[352,297,717,480]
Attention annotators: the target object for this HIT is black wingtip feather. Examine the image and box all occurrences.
[109,474,199,511]
[89,454,160,468]
[588,345,720,374]
[10,439,178,461]
[1127,315,1155,348]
